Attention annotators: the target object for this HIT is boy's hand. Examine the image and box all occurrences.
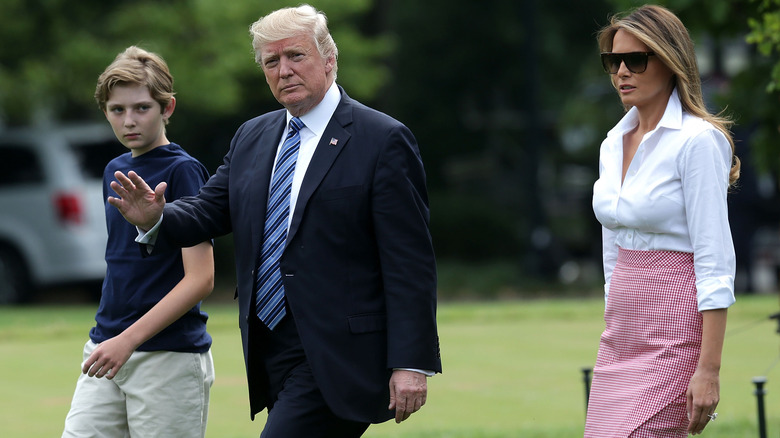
[107,170,166,230]
[82,335,135,379]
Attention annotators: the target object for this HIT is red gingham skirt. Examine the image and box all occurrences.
[584,249,702,438]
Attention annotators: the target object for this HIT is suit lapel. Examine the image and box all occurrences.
[287,92,353,246]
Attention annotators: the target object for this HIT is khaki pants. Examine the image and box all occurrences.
[62,340,214,438]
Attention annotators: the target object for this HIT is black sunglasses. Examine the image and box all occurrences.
[600,52,655,74]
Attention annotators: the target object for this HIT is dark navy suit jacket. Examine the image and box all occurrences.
[156,87,441,423]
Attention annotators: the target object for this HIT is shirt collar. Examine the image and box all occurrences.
[657,87,683,130]
[286,81,341,136]
[607,87,683,138]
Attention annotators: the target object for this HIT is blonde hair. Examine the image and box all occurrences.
[597,4,740,185]
[249,4,338,80]
[94,46,175,124]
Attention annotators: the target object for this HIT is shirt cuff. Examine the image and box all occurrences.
[696,276,736,311]
[393,368,435,377]
[134,214,163,254]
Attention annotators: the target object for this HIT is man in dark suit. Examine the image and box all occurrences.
[106,4,441,437]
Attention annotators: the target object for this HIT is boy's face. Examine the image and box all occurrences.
[104,84,174,157]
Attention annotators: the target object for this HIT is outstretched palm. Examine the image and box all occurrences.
[107,170,167,231]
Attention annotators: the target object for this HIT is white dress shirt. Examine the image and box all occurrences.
[280,82,340,229]
[592,88,736,311]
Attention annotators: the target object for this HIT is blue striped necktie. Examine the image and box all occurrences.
[255,117,303,330]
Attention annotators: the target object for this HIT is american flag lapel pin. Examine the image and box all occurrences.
[329,137,338,146]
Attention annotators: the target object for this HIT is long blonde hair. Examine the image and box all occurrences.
[598,4,740,186]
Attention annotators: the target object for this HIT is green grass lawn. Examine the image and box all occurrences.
[0,294,778,437]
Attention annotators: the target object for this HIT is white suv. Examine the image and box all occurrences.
[0,123,125,303]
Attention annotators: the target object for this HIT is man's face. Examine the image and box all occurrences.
[259,34,334,117]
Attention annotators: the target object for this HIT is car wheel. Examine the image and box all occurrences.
[0,245,32,304]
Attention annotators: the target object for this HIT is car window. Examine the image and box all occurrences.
[0,145,44,187]
[71,139,126,180]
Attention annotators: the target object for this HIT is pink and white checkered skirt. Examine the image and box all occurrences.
[584,248,702,438]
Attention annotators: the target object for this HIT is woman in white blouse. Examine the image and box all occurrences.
[584,5,741,438]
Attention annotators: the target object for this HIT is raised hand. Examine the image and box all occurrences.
[107,170,167,230]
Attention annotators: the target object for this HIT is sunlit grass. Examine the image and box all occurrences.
[0,294,777,437]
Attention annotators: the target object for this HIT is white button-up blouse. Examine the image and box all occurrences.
[592,88,736,311]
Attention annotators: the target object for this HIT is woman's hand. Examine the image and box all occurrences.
[685,365,719,435]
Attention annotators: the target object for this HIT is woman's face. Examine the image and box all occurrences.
[610,29,674,111]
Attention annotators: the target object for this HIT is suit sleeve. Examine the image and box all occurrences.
[372,123,441,373]
[159,126,247,248]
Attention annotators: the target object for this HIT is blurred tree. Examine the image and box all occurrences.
[377,0,776,281]
[749,0,780,93]
[381,0,613,280]
[4,0,777,288]
[0,0,391,168]
[0,0,393,291]
[745,0,780,174]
